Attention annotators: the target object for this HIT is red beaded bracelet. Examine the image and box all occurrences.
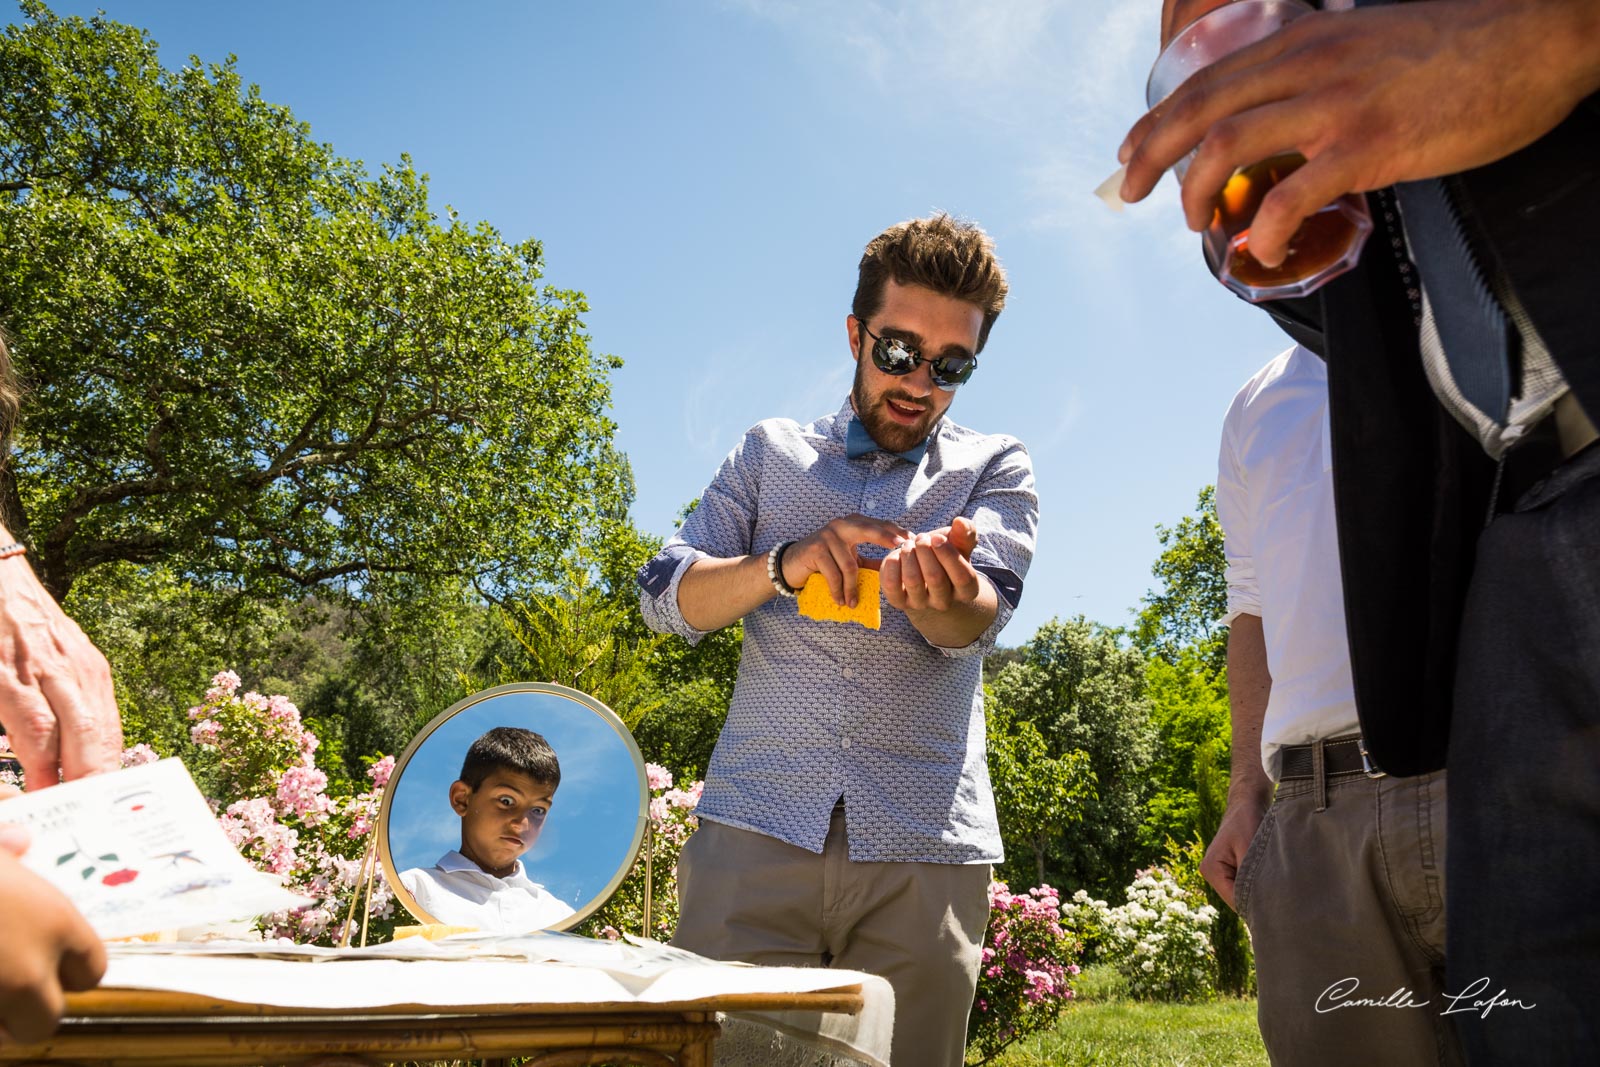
[0,542,26,560]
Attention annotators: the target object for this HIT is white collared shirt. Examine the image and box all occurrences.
[399,850,576,933]
[1217,346,1361,781]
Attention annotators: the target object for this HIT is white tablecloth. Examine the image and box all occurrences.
[97,947,894,1067]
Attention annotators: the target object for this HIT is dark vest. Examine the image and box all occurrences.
[1257,91,1600,776]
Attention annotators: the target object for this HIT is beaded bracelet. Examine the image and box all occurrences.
[767,541,798,598]
[0,542,25,560]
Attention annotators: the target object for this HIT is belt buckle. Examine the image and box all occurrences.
[1358,739,1387,779]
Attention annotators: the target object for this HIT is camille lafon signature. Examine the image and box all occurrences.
[1315,977,1537,1019]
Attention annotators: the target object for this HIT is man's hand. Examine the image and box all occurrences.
[1201,789,1272,912]
[879,516,982,614]
[781,514,911,609]
[0,553,123,788]
[0,784,108,1043]
[1120,0,1600,268]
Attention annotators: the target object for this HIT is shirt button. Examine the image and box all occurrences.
[841,737,851,749]
[863,498,876,510]
[841,666,855,680]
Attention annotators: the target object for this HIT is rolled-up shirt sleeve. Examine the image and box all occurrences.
[1216,397,1259,627]
[931,439,1038,658]
[636,428,763,644]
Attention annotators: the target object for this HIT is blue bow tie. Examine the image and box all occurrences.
[846,417,928,464]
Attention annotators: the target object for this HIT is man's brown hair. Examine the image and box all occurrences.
[851,213,1009,353]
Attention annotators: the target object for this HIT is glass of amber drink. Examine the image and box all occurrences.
[1147,0,1372,302]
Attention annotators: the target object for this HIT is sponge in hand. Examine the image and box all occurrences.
[797,569,882,630]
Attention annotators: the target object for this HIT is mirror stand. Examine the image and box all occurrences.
[642,821,653,937]
[340,832,381,949]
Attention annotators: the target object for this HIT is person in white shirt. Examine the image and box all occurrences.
[399,727,576,933]
[1205,347,1462,1066]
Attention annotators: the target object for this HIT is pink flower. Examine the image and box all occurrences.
[646,763,673,791]
[345,793,380,839]
[120,743,160,768]
[662,786,700,811]
[0,734,11,754]
[190,719,223,747]
[276,765,333,820]
[367,755,395,789]
[220,797,300,875]
[267,695,301,724]
[205,670,242,701]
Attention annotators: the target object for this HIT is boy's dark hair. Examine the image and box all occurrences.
[458,726,561,790]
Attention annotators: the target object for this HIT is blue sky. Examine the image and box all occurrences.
[49,0,1291,644]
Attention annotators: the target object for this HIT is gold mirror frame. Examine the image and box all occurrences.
[375,682,649,934]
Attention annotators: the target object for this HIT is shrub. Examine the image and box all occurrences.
[1062,867,1218,1002]
[157,670,396,944]
[573,762,700,942]
[966,881,1081,1065]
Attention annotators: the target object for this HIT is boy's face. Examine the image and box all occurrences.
[449,769,556,877]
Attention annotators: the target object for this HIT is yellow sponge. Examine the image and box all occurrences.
[797,570,881,630]
[393,923,480,941]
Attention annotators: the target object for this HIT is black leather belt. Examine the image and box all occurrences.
[1279,737,1385,781]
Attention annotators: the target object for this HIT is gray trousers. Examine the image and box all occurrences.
[671,810,991,1067]
[1449,444,1600,1063]
[1237,761,1464,1066]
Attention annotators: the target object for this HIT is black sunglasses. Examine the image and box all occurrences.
[858,322,978,391]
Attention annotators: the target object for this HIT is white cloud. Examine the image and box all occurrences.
[724,0,1173,234]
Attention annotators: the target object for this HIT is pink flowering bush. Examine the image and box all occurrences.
[0,733,20,789]
[178,670,397,944]
[575,762,701,942]
[966,880,1082,1064]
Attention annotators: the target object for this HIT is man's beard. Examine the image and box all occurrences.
[852,360,938,454]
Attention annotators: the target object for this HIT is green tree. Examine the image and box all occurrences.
[1133,487,1254,995]
[1138,647,1230,853]
[988,617,1155,894]
[483,552,667,731]
[1135,486,1227,674]
[625,498,744,783]
[0,2,630,603]
[986,694,1095,889]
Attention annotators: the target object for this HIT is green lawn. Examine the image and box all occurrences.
[983,998,1269,1067]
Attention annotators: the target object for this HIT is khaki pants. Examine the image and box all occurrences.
[1237,766,1464,1066]
[672,809,991,1067]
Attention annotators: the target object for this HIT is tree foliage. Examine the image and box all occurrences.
[986,695,1095,889]
[1138,647,1230,853]
[1135,486,1227,674]
[0,2,630,602]
[988,617,1154,894]
[1133,487,1254,995]
[484,554,667,730]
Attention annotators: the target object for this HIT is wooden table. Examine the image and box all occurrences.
[3,985,868,1067]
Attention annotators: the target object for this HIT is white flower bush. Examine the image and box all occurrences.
[1061,866,1219,1002]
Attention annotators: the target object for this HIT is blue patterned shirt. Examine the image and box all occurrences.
[637,398,1038,863]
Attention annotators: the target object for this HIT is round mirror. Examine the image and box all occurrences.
[378,682,648,934]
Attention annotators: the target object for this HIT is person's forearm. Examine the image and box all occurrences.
[675,554,777,633]
[1535,0,1600,98]
[1225,614,1274,806]
[904,579,998,649]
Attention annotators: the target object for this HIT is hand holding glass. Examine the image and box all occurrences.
[1147,0,1372,302]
